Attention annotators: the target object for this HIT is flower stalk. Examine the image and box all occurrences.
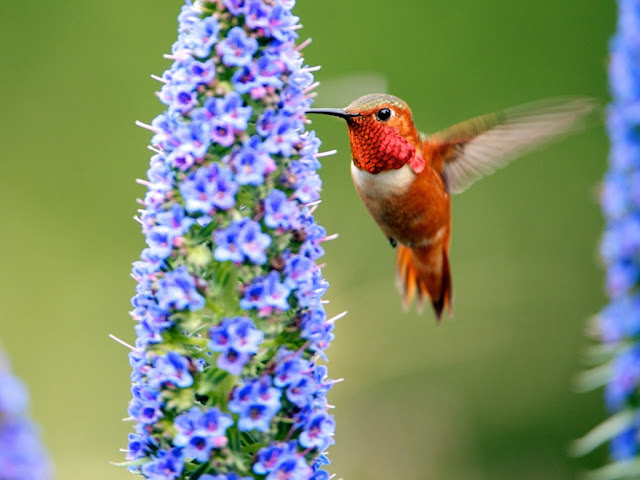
[122,1,339,479]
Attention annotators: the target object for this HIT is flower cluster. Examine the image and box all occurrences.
[124,1,340,479]
[0,351,52,480]
[578,0,640,472]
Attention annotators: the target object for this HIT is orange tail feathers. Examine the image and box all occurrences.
[395,244,453,321]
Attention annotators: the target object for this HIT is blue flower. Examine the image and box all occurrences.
[209,317,264,374]
[237,218,272,264]
[174,407,233,460]
[215,218,271,265]
[264,189,297,230]
[0,354,52,480]
[231,143,276,186]
[179,163,238,214]
[0,372,28,417]
[611,427,639,461]
[223,0,247,15]
[186,58,216,85]
[310,470,331,480]
[286,375,316,408]
[184,17,220,58]
[156,204,194,236]
[229,377,281,432]
[274,349,307,388]
[240,271,292,314]
[202,92,253,131]
[150,352,194,389]
[141,448,184,480]
[265,453,312,480]
[214,222,244,263]
[159,84,199,114]
[127,0,338,477]
[264,117,301,157]
[156,266,205,312]
[253,442,294,475]
[299,412,335,450]
[129,385,163,424]
[217,27,259,67]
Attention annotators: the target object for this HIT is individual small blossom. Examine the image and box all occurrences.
[240,270,292,314]
[215,218,271,265]
[298,411,335,450]
[159,84,199,114]
[273,348,307,388]
[141,448,184,480]
[264,189,297,229]
[186,58,216,85]
[237,218,272,264]
[209,316,263,374]
[128,384,163,424]
[310,471,331,480]
[223,0,247,16]
[200,92,253,131]
[264,117,301,157]
[213,222,244,263]
[254,443,314,480]
[253,442,295,475]
[209,317,264,354]
[217,27,259,67]
[266,453,312,480]
[174,407,233,461]
[228,377,281,433]
[184,16,220,58]
[179,163,238,214]
[231,143,276,186]
[150,351,194,389]
[156,266,205,312]
[284,254,328,307]
[156,204,195,236]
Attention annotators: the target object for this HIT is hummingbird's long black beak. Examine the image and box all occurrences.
[306,108,360,120]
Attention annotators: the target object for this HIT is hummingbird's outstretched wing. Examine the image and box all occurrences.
[427,97,598,194]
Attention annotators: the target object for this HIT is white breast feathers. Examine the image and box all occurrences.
[350,162,416,199]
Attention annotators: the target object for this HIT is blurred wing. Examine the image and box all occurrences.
[428,97,598,194]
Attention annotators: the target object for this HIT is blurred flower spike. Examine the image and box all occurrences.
[0,351,52,480]
[575,1,640,477]
[123,1,341,479]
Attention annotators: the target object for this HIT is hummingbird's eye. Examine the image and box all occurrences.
[375,108,392,122]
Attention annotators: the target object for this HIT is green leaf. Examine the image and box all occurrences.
[570,409,636,457]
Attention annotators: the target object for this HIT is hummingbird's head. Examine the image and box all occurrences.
[307,94,423,174]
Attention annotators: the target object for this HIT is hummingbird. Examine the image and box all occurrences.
[307,94,595,321]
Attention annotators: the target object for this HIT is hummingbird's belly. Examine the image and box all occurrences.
[351,163,450,247]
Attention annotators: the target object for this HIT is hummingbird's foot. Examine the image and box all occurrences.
[388,237,397,248]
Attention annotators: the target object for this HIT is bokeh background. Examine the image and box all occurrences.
[0,1,613,479]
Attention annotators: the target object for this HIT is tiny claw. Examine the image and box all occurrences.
[388,237,397,248]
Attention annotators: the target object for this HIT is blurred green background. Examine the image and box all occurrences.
[0,1,612,479]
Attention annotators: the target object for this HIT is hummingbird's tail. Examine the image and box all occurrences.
[396,244,452,321]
